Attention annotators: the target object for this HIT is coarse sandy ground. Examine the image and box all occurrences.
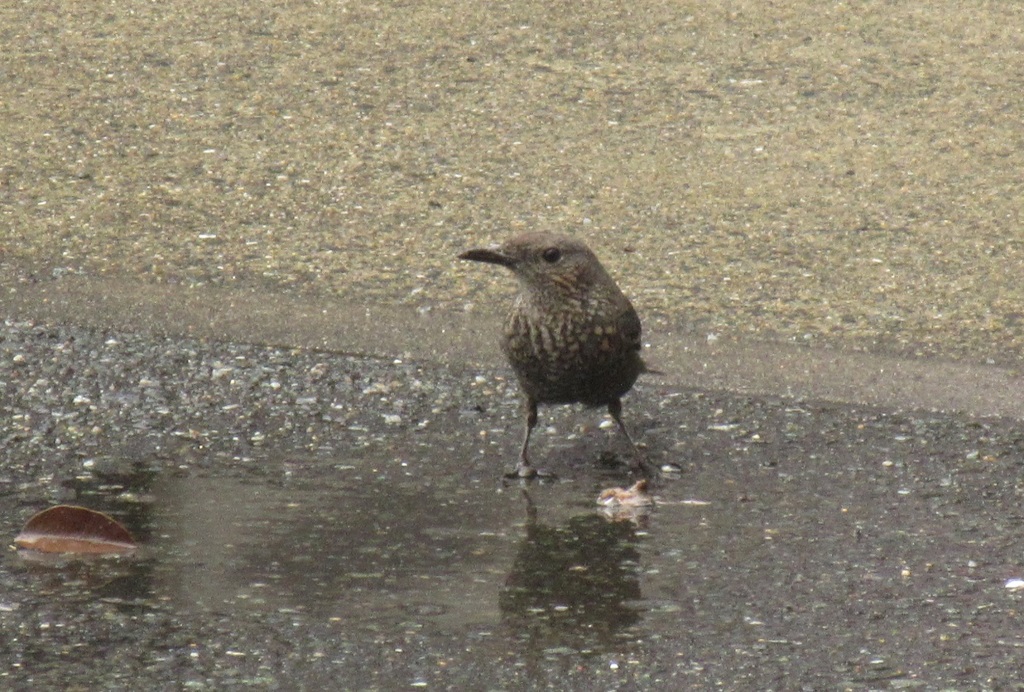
[2,0,1023,362]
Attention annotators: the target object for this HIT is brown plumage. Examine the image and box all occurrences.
[460,232,649,477]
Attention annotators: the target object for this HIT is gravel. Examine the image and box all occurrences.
[0,318,498,498]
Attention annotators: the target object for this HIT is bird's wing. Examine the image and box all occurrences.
[616,303,643,353]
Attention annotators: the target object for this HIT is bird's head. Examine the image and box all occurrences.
[459,233,610,298]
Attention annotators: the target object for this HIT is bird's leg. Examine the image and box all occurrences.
[607,398,637,448]
[508,398,539,478]
[608,398,652,477]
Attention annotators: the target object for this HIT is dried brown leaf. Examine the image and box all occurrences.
[15,505,138,555]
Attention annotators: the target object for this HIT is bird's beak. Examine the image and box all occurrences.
[458,247,515,268]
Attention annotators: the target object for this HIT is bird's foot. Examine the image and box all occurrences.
[505,462,536,479]
[630,453,684,483]
[630,459,654,480]
[628,448,659,481]
[504,460,556,480]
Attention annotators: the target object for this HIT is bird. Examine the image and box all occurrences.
[459,232,650,478]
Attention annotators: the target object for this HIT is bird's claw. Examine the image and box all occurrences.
[504,461,557,481]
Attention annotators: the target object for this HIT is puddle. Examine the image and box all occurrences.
[144,469,724,654]
[12,450,734,659]
[147,472,520,628]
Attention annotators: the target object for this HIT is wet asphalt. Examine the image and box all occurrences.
[2,305,1024,689]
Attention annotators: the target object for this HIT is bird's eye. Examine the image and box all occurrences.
[541,247,562,263]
